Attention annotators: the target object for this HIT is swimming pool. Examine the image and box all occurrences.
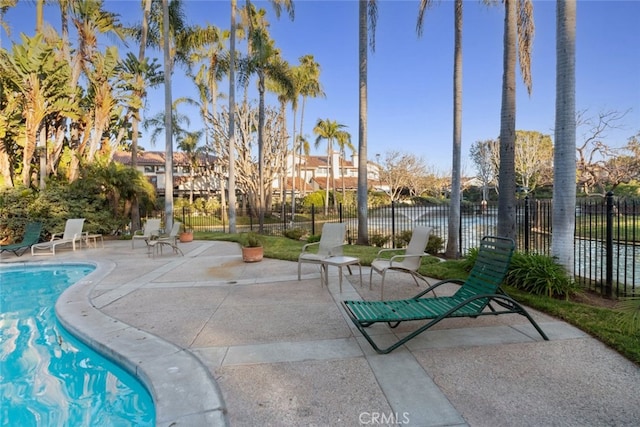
[0,264,155,426]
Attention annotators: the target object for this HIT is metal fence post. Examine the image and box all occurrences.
[524,195,530,253]
[391,201,396,248]
[605,191,614,297]
[282,202,287,231]
[339,203,343,223]
[459,205,463,255]
[311,204,316,236]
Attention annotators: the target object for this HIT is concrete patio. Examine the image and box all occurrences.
[3,239,639,426]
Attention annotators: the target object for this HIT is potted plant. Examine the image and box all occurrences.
[179,222,194,243]
[241,232,263,262]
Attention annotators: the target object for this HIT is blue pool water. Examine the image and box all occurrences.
[0,264,155,426]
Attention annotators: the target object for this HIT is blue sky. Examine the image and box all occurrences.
[4,0,640,174]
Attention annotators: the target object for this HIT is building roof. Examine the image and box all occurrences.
[303,155,356,169]
[113,151,217,166]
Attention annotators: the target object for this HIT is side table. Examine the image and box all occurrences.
[85,233,104,248]
[321,256,362,292]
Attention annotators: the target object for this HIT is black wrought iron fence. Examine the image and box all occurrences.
[163,192,638,297]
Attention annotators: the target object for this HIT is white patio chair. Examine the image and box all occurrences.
[297,223,347,280]
[31,218,85,256]
[369,226,432,299]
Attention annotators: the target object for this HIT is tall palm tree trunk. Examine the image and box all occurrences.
[356,0,369,244]
[551,0,576,275]
[257,71,266,232]
[446,0,463,258]
[324,146,330,216]
[130,0,152,233]
[162,0,174,232]
[227,0,238,233]
[299,98,307,195]
[290,104,298,220]
[497,0,517,240]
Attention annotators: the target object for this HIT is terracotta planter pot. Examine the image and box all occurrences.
[179,232,193,243]
[242,246,263,262]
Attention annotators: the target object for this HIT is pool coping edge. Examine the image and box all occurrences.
[49,260,229,427]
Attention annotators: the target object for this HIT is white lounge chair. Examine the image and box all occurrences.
[148,221,183,257]
[31,218,85,256]
[132,218,161,248]
[297,223,347,280]
[369,225,432,299]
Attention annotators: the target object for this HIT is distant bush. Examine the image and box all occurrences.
[283,228,307,241]
[369,233,390,248]
[393,230,413,248]
[301,191,325,209]
[426,235,444,255]
[306,234,321,244]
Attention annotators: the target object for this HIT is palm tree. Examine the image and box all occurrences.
[417,0,463,258]
[162,0,174,231]
[188,25,228,219]
[295,134,311,195]
[137,0,221,231]
[130,0,152,232]
[55,0,127,183]
[336,130,355,205]
[84,46,123,163]
[551,0,576,275]
[238,5,293,232]
[357,0,377,245]
[143,100,191,146]
[293,54,324,215]
[177,130,203,204]
[497,0,534,240]
[264,56,296,203]
[228,0,239,233]
[226,0,294,233]
[313,118,349,215]
[0,34,77,187]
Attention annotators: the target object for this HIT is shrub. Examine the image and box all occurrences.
[283,228,306,240]
[393,230,413,248]
[301,191,325,209]
[306,234,321,244]
[0,187,38,242]
[369,233,390,248]
[505,252,580,299]
[426,235,444,255]
[615,297,640,334]
[461,247,479,271]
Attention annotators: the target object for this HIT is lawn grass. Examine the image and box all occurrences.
[196,231,640,365]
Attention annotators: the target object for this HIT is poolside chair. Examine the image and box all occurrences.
[0,222,42,257]
[148,222,184,257]
[157,221,181,245]
[297,223,347,280]
[31,218,85,256]
[343,236,549,354]
[369,226,433,300]
[131,218,161,248]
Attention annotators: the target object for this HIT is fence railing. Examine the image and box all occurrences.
[163,193,638,298]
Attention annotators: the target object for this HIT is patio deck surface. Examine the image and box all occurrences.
[3,239,639,426]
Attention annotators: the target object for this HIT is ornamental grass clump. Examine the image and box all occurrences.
[504,252,580,300]
[242,232,263,247]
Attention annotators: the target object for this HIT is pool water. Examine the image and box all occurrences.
[0,265,155,426]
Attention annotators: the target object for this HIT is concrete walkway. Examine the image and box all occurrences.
[3,239,639,426]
